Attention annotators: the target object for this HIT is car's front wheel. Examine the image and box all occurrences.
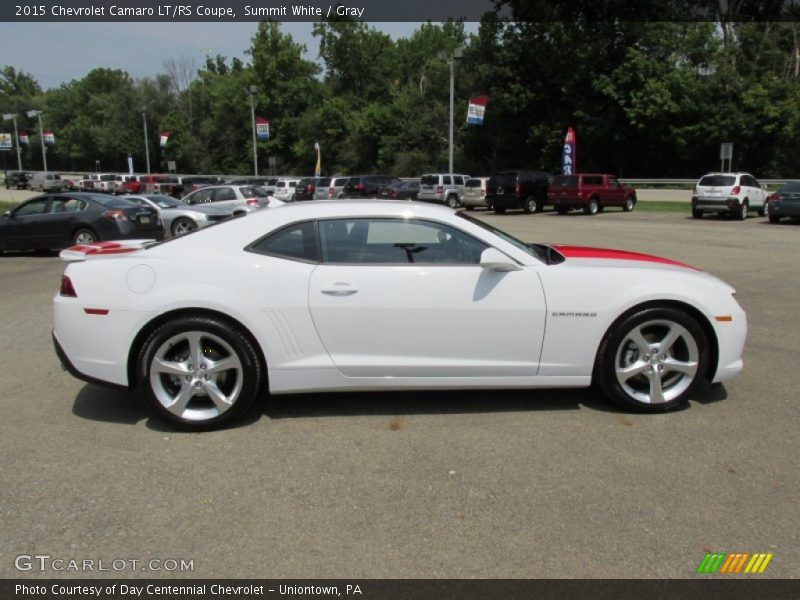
[138,316,262,430]
[584,198,599,215]
[171,218,197,237]
[595,307,709,412]
[623,196,635,212]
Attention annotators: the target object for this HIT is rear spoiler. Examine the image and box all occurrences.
[59,240,155,262]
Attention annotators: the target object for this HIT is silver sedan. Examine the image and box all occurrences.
[123,194,234,237]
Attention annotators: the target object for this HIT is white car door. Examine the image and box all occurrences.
[308,217,547,378]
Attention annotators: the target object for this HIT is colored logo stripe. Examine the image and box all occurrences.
[697,553,773,574]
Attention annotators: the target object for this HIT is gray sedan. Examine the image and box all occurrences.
[123,194,233,237]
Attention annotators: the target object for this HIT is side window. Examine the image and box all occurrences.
[213,187,237,202]
[453,176,463,185]
[65,199,87,212]
[442,176,452,185]
[608,177,621,187]
[248,221,318,262]
[189,189,214,204]
[14,199,49,216]
[319,218,487,265]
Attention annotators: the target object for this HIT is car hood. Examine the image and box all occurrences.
[549,245,700,272]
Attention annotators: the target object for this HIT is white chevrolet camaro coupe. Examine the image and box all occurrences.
[52,201,746,430]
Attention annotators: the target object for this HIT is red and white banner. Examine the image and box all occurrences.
[255,117,270,140]
[43,130,55,145]
[466,95,488,125]
[159,132,169,147]
[19,132,29,144]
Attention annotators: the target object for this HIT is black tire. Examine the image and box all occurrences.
[171,217,197,237]
[446,195,459,209]
[623,196,635,212]
[692,209,703,219]
[137,316,262,431]
[769,213,780,224]
[72,228,97,245]
[737,201,748,221]
[522,197,539,214]
[584,198,599,215]
[595,306,709,413]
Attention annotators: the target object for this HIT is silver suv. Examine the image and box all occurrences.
[182,185,267,214]
[417,173,471,208]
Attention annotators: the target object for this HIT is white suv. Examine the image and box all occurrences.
[692,172,768,220]
[273,178,300,202]
[417,173,471,208]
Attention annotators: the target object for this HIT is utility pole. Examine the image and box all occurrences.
[247,85,258,176]
[26,109,47,171]
[141,108,151,174]
[438,47,464,173]
[2,114,22,171]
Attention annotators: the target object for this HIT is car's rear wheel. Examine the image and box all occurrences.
[757,205,766,217]
[446,195,459,209]
[585,198,599,215]
[737,201,748,220]
[623,196,635,212]
[595,307,709,412]
[171,218,197,237]
[523,197,539,214]
[138,316,262,430]
[73,228,97,245]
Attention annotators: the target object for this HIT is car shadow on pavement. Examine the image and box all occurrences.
[71,382,729,431]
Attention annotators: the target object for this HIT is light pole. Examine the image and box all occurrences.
[2,113,22,171]
[247,85,258,176]
[26,109,47,172]
[439,47,464,173]
[140,108,151,174]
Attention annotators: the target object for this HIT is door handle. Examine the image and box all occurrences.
[320,283,358,296]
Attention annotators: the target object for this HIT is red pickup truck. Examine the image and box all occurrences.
[548,173,637,215]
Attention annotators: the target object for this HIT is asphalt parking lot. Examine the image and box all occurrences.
[1,207,798,579]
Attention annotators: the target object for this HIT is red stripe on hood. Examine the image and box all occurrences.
[551,245,699,270]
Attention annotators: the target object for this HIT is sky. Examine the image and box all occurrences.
[0,22,478,90]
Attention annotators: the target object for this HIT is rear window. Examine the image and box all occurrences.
[94,196,141,209]
[492,172,519,187]
[551,175,578,187]
[465,179,483,188]
[780,181,800,193]
[421,175,438,185]
[316,178,331,186]
[240,186,267,197]
[698,175,736,187]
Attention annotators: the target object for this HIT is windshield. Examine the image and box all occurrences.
[698,175,736,187]
[145,195,180,208]
[456,211,554,263]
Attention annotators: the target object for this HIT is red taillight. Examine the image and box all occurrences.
[768,192,779,202]
[328,187,334,198]
[246,198,259,207]
[308,185,315,193]
[515,183,521,198]
[436,185,443,194]
[730,186,740,196]
[60,275,77,297]
[103,210,127,222]
[355,183,365,191]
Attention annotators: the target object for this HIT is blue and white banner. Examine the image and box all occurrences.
[466,96,488,125]
[562,127,576,175]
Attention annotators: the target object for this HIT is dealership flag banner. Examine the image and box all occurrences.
[159,132,170,147]
[43,130,55,145]
[256,117,270,140]
[562,127,576,175]
[19,131,29,144]
[314,141,321,177]
[466,95,488,125]
[0,133,10,150]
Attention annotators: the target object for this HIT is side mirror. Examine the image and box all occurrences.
[480,248,521,272]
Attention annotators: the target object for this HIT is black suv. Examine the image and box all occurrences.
[5,171,30,190]
[486,170,552,214]
[342,175,398,198]
[294,178,322,201]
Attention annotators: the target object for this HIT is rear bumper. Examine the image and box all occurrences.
[460,196,487,207]
[693,197,739,213]
[53,331,129,390]
[770,202,800,217]
[416,192,446,203]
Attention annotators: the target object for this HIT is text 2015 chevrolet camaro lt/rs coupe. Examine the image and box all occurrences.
[53,201,746,430]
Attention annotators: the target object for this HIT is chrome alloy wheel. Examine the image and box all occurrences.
[149,331,243,421]
[614,319,699,405]
[172,219,196,236]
